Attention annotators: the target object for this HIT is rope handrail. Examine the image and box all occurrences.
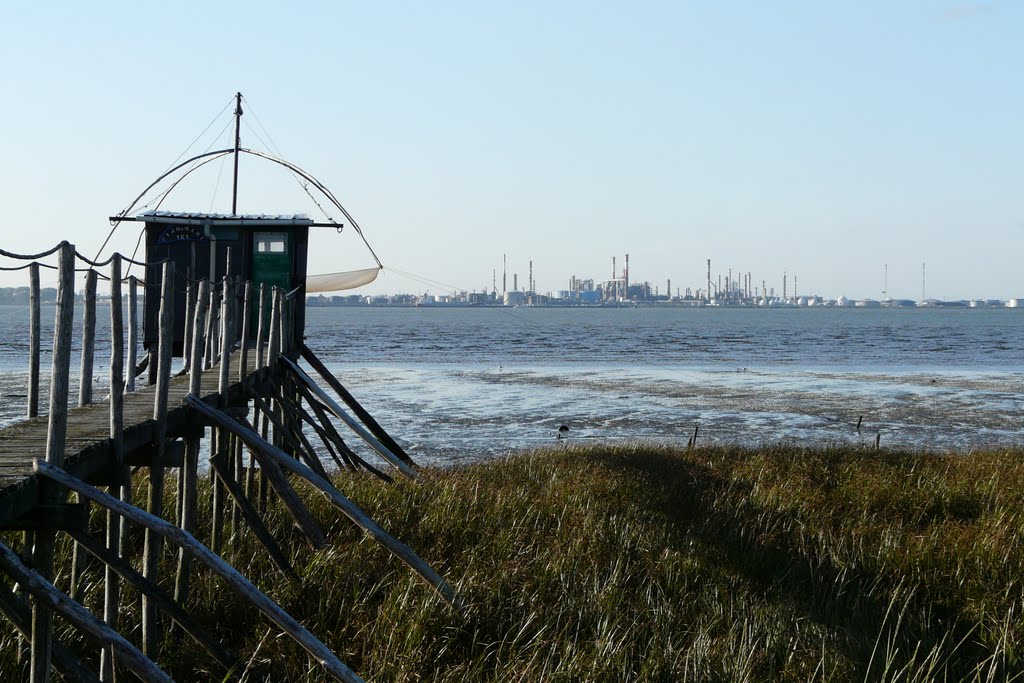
[0,262,58,272]
[74,250,167,269]
[0,242,68,261]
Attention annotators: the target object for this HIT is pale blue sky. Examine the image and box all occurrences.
[1,1,1020,299]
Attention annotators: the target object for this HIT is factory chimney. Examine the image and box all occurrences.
[783,272,787,300]
[625,254,630,296]
[706,259,711,303]
[514,273,518,292]
[529,260,533,294]
[502,254,507,296]
[612,256,617,300]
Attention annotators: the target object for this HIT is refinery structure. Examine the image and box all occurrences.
[306,254,1022,309]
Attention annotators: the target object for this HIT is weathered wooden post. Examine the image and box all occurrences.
[27,262,40,419]
[249,282,268,500]
[255,282,267,373]
[20,260,41,664]
[175,280,209,606]
[30,241,75,683]
[69,268,98,601]
[100,254,124,682]
[78,269,98,407]
[212,254,234,553]
[142,260,174,657]
[126,275,138,393]
[204,288,218,371]
[182,277,194,371]
[267,289,282,456]
[239,281,252,384]
[235,280,253,528]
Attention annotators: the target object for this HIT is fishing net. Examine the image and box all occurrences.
[306,267,381,293]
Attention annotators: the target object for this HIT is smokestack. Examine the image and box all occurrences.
[667,278,671,300]
[503,254,507,296]
[612,256,617,300]
[706,259,711,303]
[529,260,533,294]
[783,272,787,300]
[625,254,630,293]
[794,276,797,298]
[514,273,518,292]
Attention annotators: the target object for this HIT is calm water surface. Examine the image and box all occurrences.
[1,305,1022,466]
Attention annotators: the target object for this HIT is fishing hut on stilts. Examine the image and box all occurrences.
[0,93,457,682]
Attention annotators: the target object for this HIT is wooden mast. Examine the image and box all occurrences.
[231,91,243,215]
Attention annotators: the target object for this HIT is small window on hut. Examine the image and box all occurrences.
[255,233,287,254]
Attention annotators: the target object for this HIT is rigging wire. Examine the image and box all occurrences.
[92,98,235,263]
[152,118,235,213]
[160,96,235,179]
[241,100,336,223]
[208,152,229,213]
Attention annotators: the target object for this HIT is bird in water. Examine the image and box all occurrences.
[556,425,570,439]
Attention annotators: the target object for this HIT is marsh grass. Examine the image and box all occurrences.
[2,444,1023,681]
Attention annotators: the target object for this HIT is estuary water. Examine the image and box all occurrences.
[1,305,1022,466]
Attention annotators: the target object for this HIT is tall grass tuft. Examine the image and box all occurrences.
[1,444,1023,680]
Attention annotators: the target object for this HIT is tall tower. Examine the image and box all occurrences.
[625,253,630,296]
[783,272,787,300]
[502,254,507,296]
[529,260,533,294]
[706,259,711,302]
[612,256,617,300]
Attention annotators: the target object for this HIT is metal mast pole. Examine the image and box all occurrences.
[231,92,243,215]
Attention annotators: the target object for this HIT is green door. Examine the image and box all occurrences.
[252,231,292,333]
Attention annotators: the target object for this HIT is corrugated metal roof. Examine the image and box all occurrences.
[138,210,313,226]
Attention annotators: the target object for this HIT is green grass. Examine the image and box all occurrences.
[3,444,1024,681]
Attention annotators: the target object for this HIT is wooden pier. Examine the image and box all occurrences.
[0,242,457,682]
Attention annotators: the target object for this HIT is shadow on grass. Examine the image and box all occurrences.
[588,447,987,679]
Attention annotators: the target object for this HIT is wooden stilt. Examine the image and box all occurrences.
[283,359,417,480]
[142,261,174,658]
[35,460,363,683]
[1,538,173,683]
[210,455,298,580]
[0,584,101,682]
[27,262,40,419]
[235,416,326,548]
[301,345,417,466]
[69,528,237,672]
[248,386,328,480]
[125,275,138,393]
[30,241,75,683]
[181,278,194,372]
[213,259,234,554]
[69,268,98,602]
[100,255,124,682]
[188,396,463,612]
[175,280,209,607]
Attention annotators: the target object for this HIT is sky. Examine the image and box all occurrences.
[1,1,1021,300]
